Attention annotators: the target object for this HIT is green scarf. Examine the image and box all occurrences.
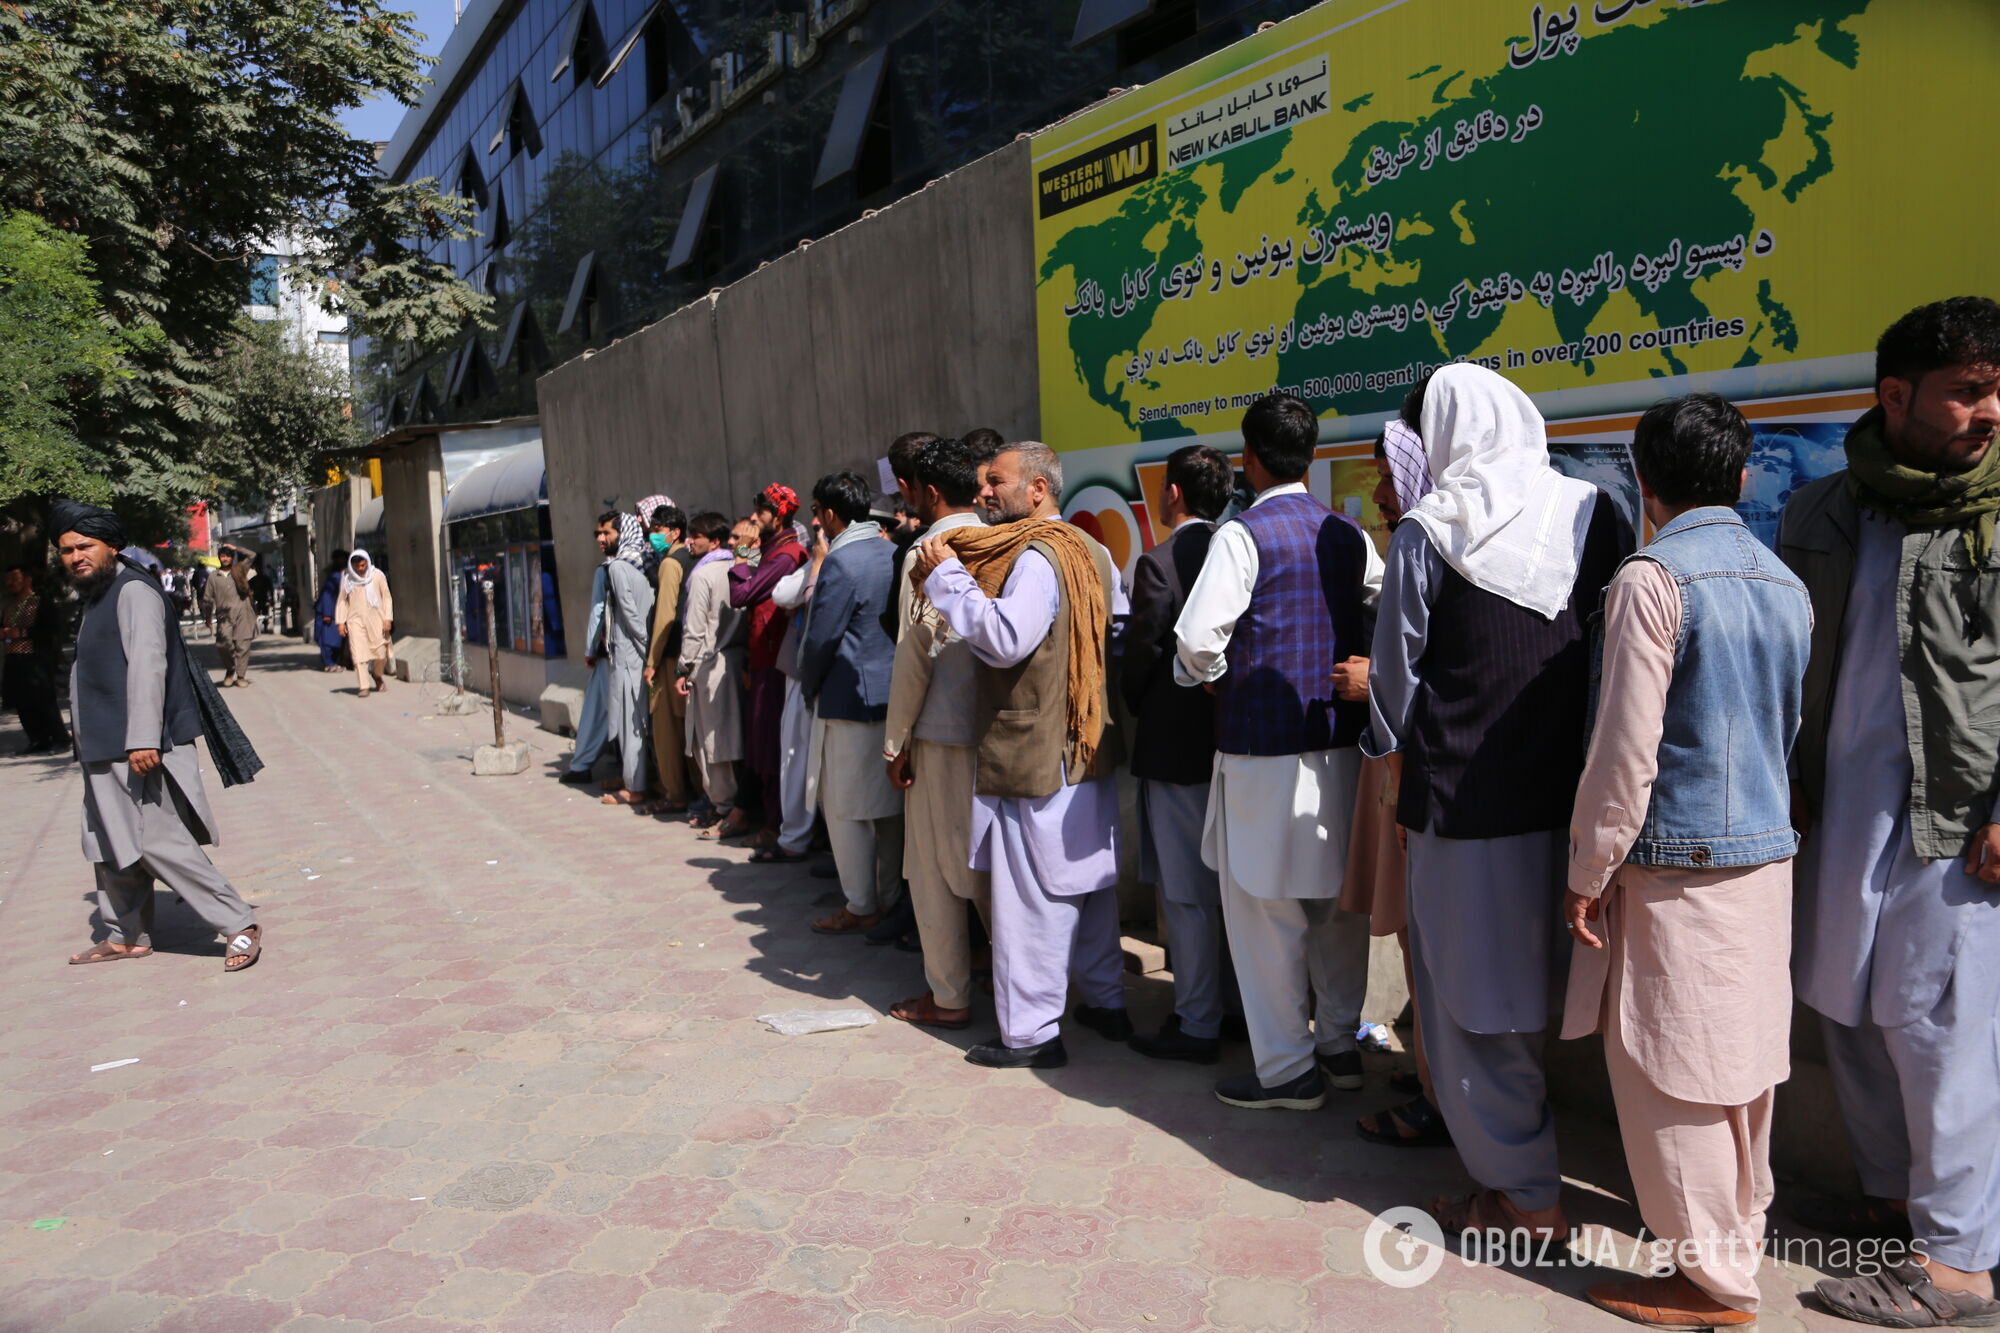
[1845,406,2000,564]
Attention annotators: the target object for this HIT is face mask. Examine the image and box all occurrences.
[648,533,668,553]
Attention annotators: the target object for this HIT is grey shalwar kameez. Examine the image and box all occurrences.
[1364,529,1567,1215]
[1794,512,2000,1275]
[592,558,654,796]
[77,581,255,946]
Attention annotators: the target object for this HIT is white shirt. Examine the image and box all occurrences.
[1172,482,1384,687]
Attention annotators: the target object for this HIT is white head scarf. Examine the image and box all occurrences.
[1403,363,1596,620]
[607,513,646,570]
[1381,418,1434,514]
[342,549,382,608]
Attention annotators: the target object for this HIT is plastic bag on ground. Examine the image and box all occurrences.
[757,1008,877,1035]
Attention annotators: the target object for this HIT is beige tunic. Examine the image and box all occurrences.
[1561,557,1791,1107]
[678,558,746,764]
[205,570,256,644]
[335,570,395,665]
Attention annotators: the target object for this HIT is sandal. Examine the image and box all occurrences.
[1815,1260,2000,1328]
[811,908,882,935]
[1357,1094,1453,1147]
[600,790,643,806]
[888,992,971,1030]
[69,940,152,965]
[750,845,810,864]
[224,925,262,972]
[1431,1189,1568,1246]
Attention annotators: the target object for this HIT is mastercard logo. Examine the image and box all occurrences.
[1062,485,1143,578]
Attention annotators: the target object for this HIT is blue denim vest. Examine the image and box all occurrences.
[1620,507,1810,868]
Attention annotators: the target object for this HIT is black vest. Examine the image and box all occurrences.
[1398,493,1631,838]
[74,564,203,764]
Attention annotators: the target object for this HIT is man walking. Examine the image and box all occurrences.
[1562,394,1810,1327]
[2,563,70,754]
[796,472,904,932]
[1782,297,2000,1329]
[884,436,993,1029]
[730,485,809,844]
[588,512,655,808]
[1174,397,1379,1106]
[205,545,257,687]
[1364,364,1629,1242]
[917,441,1130,1068]
[1124,444,1235,1063]
[53,500,262,972]
[642,504,694,813]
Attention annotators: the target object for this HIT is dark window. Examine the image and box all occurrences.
[456,147,489,209]
[552,0,608,86]
[557,250,599,336]
[489,186,511,249]
[499,301,555,375]
[644,2,708,109]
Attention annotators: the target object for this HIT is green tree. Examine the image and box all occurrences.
[0,0,488,511]
[0,211,142,504]
[201,316,362,511]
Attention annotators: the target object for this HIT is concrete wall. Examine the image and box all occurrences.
[307,477,371,585]
[537,138,1040,669]
[378,436,448,682]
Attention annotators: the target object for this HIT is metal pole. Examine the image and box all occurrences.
[482,579,504,749]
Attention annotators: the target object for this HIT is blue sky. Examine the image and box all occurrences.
[341,0,464,145]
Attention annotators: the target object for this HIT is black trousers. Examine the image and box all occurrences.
[2,655,66,747]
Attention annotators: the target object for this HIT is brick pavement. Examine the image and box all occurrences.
[0,638,1853,1331]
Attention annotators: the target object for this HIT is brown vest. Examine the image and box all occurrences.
[973,532,1122,799]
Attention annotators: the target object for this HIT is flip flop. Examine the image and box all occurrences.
[68,941,151,965]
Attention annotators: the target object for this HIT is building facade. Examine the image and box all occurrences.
[373,0,1319,429]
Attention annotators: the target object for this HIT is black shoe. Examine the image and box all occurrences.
[1215,1068,1327,1110]
[558,767,596,785]
[1316,1048,1365,1091]
[1220,1014,1251,1043]
[1072,1004,1134,1042]
[965,1036,1068,1069]
[1129,1016,1220,1065]
[864,898,917,945]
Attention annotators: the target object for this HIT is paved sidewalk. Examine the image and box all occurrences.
[0,638,1846,1331]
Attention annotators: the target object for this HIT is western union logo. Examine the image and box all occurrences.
[1037,126,1159,219]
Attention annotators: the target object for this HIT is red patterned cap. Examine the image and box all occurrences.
[759,483,800,518]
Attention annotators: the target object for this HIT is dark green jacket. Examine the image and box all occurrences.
[1779,469,2000,859]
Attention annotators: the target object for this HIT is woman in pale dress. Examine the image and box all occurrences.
[335,549,395,697]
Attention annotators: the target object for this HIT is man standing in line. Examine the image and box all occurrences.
[2,563,71,754]
[205,545,257,687]
[52,500,262,972]
[676,513,748,829]
[1561,395,1810,1328]
[916,441,1130,1068]
[730,485,809,846]
[879,430,940,636]
[753,520,825,864]
[588,512,655,808]
[1174,396,1379,1106]
[1124,444,1236,1063]
[1364,364,1629,1242]
[796,472,904,932]
[642,504,694,814]
[1782,298,2000,1329]
[883,436,994,1029]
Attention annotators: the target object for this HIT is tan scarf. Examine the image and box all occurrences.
[941,517,1108,771]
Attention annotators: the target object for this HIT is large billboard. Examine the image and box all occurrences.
[1031,0,2000,568]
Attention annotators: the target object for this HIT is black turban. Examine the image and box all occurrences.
[48,498,127,548]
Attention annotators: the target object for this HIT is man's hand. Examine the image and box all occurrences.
[911,533,954,589]
[675,676,692,699]
[809,526,829,567]
[384,621,393,636]
[584,655,596,670]
[1332,655,1371,702]
[887,749,913,790]
[337,624,348,639]
[128,748,161,777]
[1563,890,1605,949]
[1965,823,2000,884]
[644,665,657,688]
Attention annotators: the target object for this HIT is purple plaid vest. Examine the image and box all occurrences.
[1214,491,1370,756]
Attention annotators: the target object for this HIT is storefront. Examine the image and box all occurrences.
[442,440,565,711]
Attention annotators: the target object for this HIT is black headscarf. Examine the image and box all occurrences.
[48,498,128,549]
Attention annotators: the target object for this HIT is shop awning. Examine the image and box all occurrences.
[443,439,546,523]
